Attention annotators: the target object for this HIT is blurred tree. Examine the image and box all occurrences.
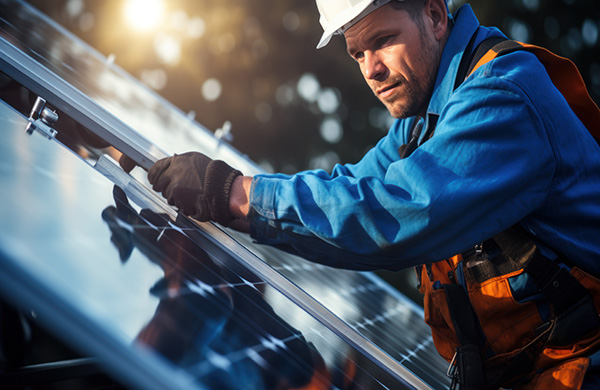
[26,0,600,175]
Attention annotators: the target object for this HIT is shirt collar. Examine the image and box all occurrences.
[427,4,480,116]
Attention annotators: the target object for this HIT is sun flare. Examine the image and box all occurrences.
[124,0,163,32]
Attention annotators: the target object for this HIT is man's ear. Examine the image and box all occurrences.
[428,0,449,41]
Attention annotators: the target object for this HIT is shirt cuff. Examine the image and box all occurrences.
[248,175,279,242]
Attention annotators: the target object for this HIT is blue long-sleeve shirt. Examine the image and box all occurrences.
[247,5,600,273]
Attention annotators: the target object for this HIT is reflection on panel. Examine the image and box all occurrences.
[0,101,411,388]
[233,234,450,387]
[0,0,451,388]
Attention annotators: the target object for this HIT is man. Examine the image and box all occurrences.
[138,0,600,388]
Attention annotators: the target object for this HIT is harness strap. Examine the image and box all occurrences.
[442,283,486,390]
[454,34,506,91]
[466,39,600,145]
[398,119,424,159]
[442,284,553,390]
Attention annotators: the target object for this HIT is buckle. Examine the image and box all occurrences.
[447,351,457,378]
[447,351,458,390]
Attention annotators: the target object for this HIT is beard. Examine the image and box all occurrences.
[378,74,424,119]
[372,36,441,119]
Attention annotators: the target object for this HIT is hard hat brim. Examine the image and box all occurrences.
[316,0,394,49]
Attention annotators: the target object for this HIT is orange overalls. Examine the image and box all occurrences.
[417,230,600,389]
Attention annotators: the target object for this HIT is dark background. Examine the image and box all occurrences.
[24,0,600,303]
[26,0,600,173]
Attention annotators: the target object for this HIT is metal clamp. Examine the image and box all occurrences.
[447,352,458,390]
[25,96,59,139]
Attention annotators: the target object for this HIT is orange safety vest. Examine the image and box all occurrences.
[415,39,600,390]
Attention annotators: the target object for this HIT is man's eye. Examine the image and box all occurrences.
[378,35,392,46]
[353,52,364,61]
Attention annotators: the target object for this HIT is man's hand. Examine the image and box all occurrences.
[147,152,242,226]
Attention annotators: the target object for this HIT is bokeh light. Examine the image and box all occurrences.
[275,84,295,106]
[582,19,599,47]
[28,0,600,176]
[317,88,340,114]
[154,34,181,65]
[297,73,320,103]
[282,12,300,32]
[309,151,341,171]
[202,78,222,102]
[255,102,273,123]
[320,117,343,144]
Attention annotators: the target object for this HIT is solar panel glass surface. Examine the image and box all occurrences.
[0,101,414,389]
[0,1,451,388]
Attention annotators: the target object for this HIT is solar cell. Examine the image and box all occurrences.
[0,0,452,388]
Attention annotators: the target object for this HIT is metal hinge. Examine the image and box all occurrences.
[25,96,58,139]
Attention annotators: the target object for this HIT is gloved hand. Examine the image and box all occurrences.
[118,153,137,173]
[147,152,242,226]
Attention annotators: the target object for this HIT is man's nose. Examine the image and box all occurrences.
[363,51,387,81]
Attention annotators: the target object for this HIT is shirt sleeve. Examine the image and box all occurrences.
[248,65,556,271]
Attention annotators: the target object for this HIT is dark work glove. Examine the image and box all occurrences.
[147,152,242,226]
[118,153,137,173]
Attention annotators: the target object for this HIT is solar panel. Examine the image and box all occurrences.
[0,0,451,389]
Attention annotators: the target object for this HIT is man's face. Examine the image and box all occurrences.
[344,2,444,119]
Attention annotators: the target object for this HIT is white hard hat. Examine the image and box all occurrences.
[316,0,397,49]
[315,0,449,49]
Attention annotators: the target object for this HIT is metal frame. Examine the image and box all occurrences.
[0,12,435,389]
[0,36,164,170]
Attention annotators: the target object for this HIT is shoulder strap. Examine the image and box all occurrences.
[454,35,507,91]
[458,37,600,144]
